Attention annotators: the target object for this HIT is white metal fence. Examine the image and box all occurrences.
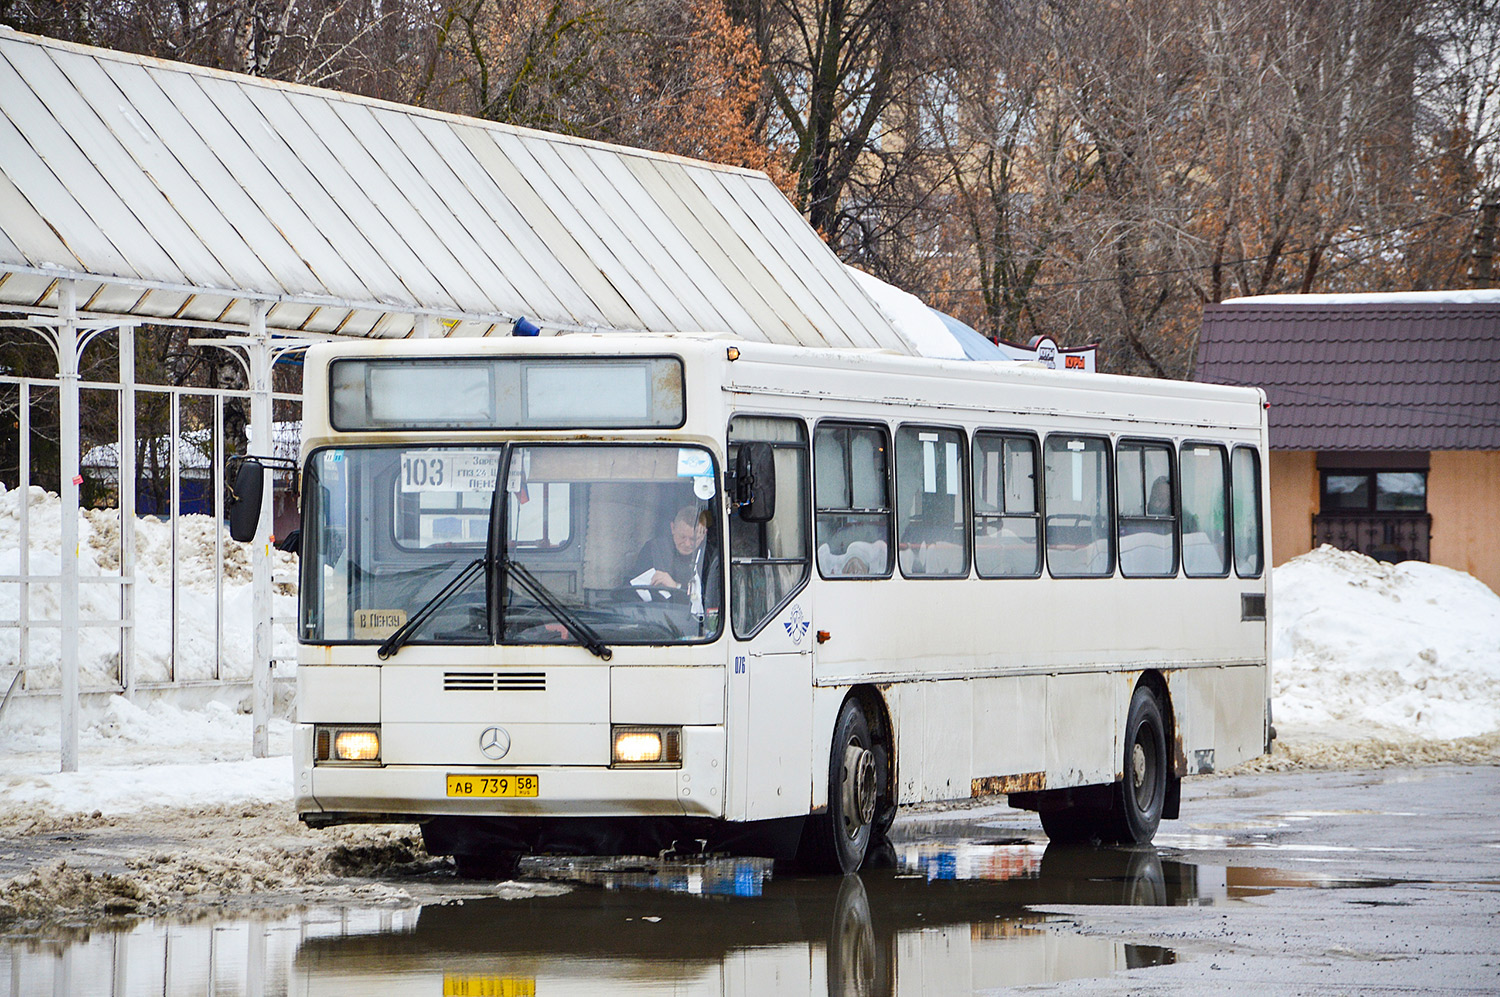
[0,298,306,767]
[1,374,300,694]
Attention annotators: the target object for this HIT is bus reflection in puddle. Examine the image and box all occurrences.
[3,844,1197,996]
[288,843,1186,995]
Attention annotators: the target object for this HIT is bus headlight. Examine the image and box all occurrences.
[612,726,682,768]
[315,725,381,764]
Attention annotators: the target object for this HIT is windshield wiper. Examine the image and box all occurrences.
[505,560,613,661]
[378,557,486,660]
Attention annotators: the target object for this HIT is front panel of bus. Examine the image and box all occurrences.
[292,339,740,827]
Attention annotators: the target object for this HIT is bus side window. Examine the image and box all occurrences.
[813,422,892,578]
[972,432,1041,577]
[894,425,970,578]
[1181,443,1230,576]
[728,416,810,637]
[1117,440,1178,577]
[1043,435,1114,577]
[1232,446,1264,577]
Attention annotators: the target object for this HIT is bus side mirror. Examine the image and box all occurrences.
[735,442,776,523]
[228,458,265,543]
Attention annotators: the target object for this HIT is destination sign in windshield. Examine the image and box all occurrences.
[331,356,684,431]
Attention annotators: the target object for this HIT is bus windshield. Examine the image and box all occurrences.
[299,443,723,648]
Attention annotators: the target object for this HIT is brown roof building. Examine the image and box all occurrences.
[1196,292,1500,592]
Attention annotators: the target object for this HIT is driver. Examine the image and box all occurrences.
[629,505,720,622]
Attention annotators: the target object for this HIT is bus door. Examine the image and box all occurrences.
[726,417,815,822]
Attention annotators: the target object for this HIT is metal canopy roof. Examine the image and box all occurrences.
[0,28,913,350]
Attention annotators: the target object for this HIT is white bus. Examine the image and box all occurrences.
[260,334,1269,875]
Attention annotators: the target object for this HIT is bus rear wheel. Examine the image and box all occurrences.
[800,699,879,874]
[1103,685,1168,844]
[1037,685,1169,845]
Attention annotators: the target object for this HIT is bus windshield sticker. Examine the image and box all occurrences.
[401,451,499,493]
[694,475,716,499]
[677,449,713,477]
[354,608,406,639]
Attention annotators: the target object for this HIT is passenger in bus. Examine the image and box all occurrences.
[629,505,722,617]
[1148,476,1173,516]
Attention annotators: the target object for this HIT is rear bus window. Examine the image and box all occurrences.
[1232,446,1264,577]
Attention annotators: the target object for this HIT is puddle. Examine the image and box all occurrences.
[0,841,1411,996]
[515,853,775,897]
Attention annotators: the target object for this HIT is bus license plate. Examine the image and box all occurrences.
[443,975,535,997]
[446,774,539,798]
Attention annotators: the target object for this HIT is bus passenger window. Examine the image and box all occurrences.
[814,423,892,578]
[972,433,1041,577]
[728,416,810,637]
[895,426,969,578]
[1117,441,1177,577]
[1181,444,1229,576]
[1043,436,1113,577]
[1232,446,1264,577]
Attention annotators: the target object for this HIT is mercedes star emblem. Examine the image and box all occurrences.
[479,726,511,760]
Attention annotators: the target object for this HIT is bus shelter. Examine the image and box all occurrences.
[0,28,920,770]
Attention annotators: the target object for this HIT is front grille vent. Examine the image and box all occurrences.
[443,670,546,692]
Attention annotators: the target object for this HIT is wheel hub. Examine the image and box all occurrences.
[842,744,878,832]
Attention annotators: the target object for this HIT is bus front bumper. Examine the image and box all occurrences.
[295,724,727,821]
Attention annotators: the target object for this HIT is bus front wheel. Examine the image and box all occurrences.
[800,699,879,874]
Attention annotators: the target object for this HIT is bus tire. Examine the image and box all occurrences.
[1104,685,1168,844]
[801,699,878,874]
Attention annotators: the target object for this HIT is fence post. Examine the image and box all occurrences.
[119,324,137,699]
[59,280,81,773]
[249,307,273,759]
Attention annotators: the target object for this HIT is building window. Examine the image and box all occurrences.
[1314,460,1430,564]
[1321,471,1427,512]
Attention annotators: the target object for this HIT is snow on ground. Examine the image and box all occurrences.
[0,483,297,690]
[0,695,294,819]
[1271,545,1500,743]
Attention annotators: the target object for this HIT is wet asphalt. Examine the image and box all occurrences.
[3,764,1498,995]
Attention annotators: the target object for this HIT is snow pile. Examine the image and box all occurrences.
[0,483,297,689]
[0,695,293,818]
[1272,545,1500,742]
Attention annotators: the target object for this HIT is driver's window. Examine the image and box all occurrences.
[728,416,810,638]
